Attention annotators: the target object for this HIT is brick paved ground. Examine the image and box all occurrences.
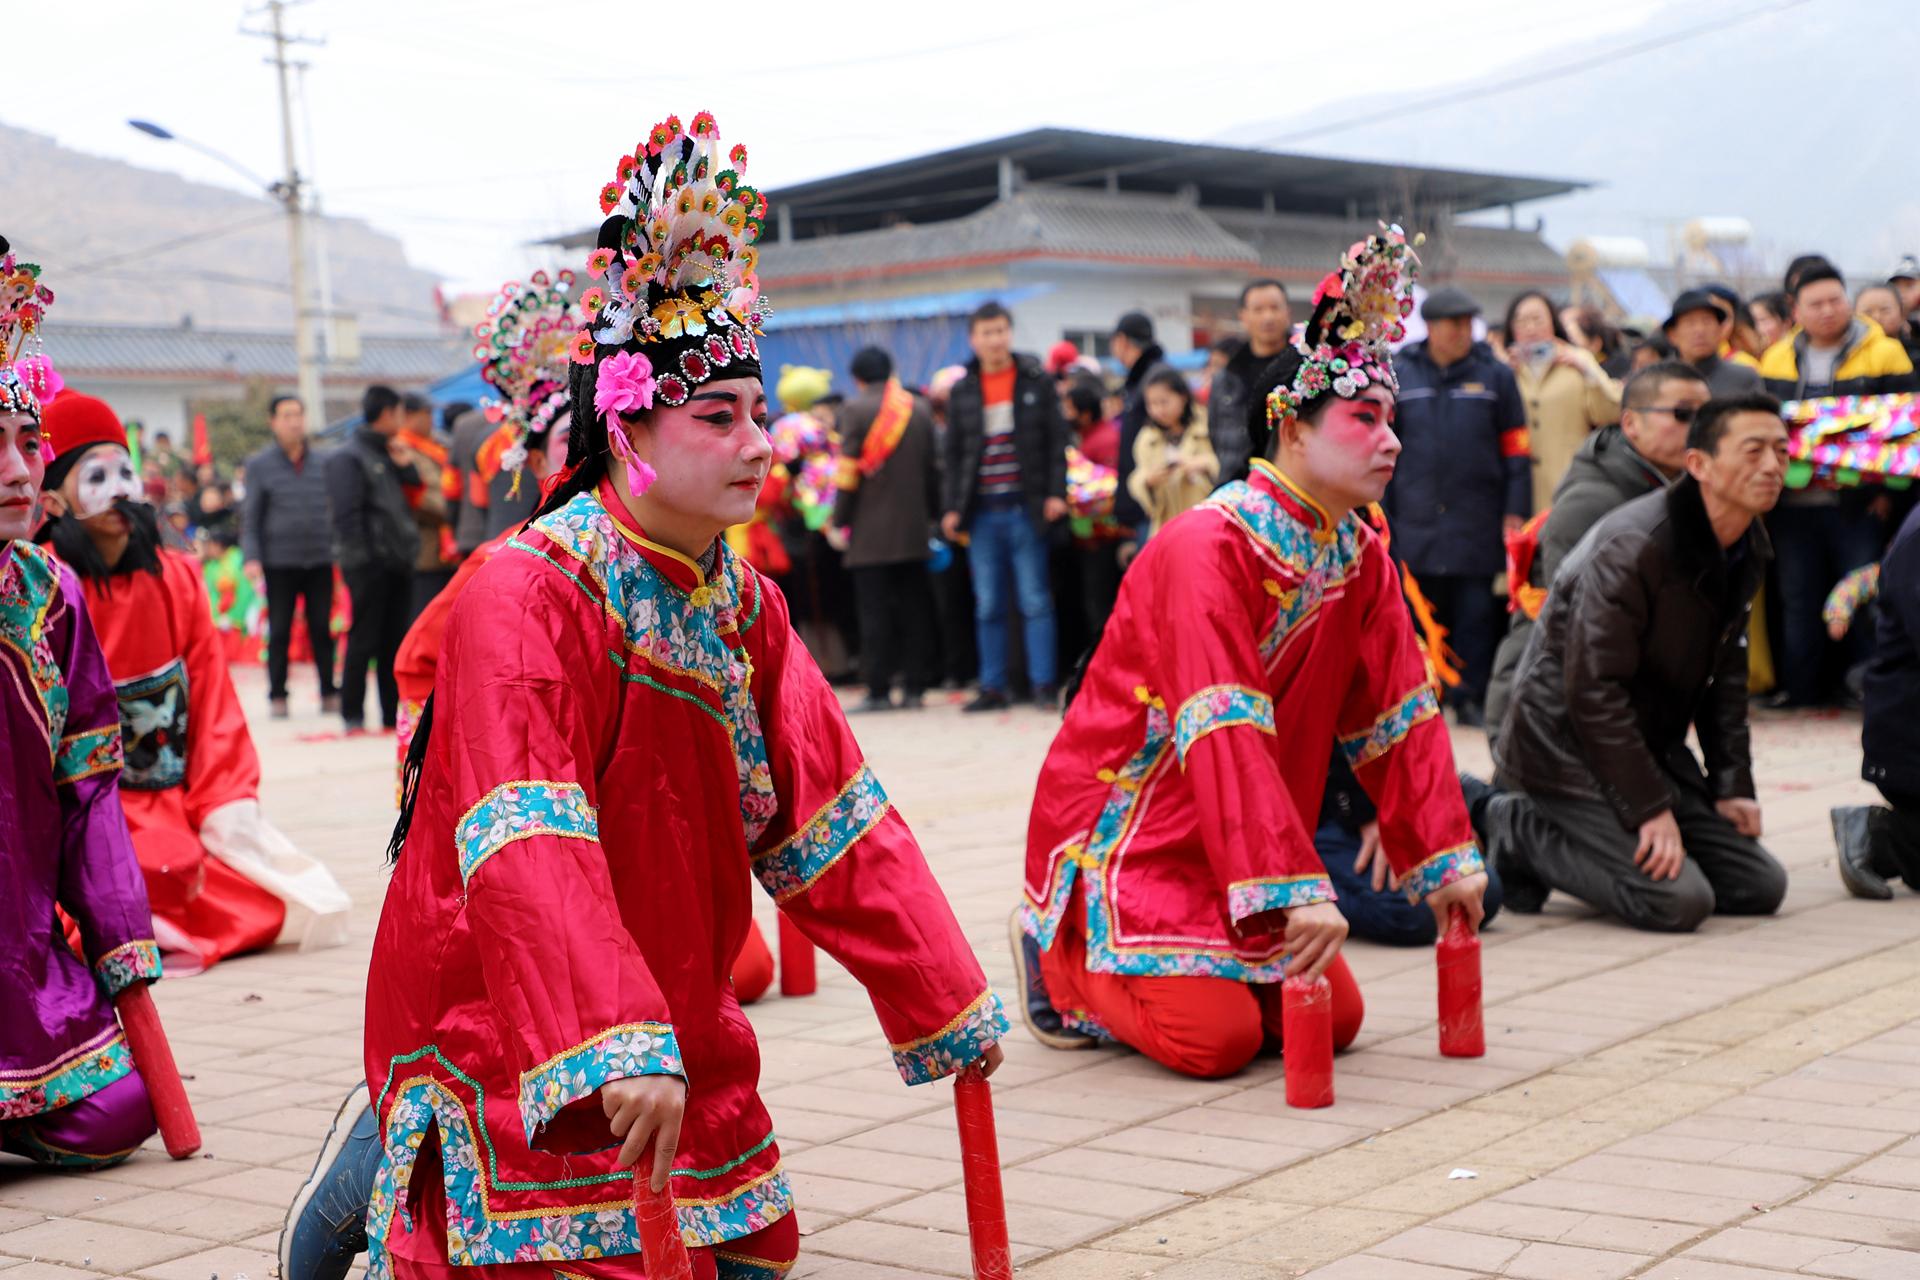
[4,671,1920,1279]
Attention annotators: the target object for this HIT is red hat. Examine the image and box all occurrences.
[1045,340,1081,376]
[40,392,130,490]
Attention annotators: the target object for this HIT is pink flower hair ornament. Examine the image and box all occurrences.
[595,349,661,497]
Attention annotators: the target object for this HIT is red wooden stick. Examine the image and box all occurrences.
[632,1164,695,1280]
[953,1064,1013,1280]
[113,984,201,1159]
[1436,905,1485,1058]
[778,910,816,997]
[1281,974,1335,1108]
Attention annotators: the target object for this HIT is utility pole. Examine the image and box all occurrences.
[243,1,325,423]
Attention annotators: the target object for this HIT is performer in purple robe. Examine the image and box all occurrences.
[0,238,161,1169]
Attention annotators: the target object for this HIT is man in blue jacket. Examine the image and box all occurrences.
[1381,287,1530,726]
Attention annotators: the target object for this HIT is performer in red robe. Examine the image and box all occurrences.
[37,392,351,975]
[1016,227,1490,1078]
[359,113,1003,1279]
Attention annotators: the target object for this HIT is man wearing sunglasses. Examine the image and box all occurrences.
[1485,361,1712,739]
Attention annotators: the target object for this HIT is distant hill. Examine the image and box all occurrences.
[0,121,447,336]
[1218,0,1920,283]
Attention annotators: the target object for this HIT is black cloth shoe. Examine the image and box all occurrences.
[1451,698,1486,729]
[1033,684,1059,713]
[963,689,1010,713]
[853,693,894,713]
[899,691,925,709]
[1007,909,1097,1051]
[1832,805,1894,900]
[1474,787,1548,914]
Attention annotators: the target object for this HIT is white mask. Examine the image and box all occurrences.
[70,444,142,518]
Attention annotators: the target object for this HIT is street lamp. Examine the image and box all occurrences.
[128,116,323,422]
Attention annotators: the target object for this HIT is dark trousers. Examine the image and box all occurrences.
[411,568,455,624]
[852,560,936,699]
[1484,768,1787,932]
[1865,785,1920,890]
[932,547,978,686]
[263,565,336,702]
[1770,502,1885,704]
[341,565,411,729]
[1316,817,1505,945]
[1418,574,1500,710]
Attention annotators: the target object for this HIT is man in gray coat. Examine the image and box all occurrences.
[242,394,338,718]
[832,346,940,711]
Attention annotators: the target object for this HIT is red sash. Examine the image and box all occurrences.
[857,380,915,478]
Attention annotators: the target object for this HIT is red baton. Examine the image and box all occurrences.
[778,910,816,997]
[1436,905,1485,1058]
[114,984,201,1159]
[953,1064,1013,1280]
[1281,974,1335,1109]
[632,1163,695,1280]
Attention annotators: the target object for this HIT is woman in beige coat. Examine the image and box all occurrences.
[1504,291,1623,512]
[1126,368,1218,538]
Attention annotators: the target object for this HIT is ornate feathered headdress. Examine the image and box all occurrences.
[0,235,55,425]
[1264,224,1421,434]
[474,270,581,488]
[559,111,770,497]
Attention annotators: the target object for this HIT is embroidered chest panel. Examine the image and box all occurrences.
[115,658,189,791]
[1204,482,1364,660]
[0,543,70,755]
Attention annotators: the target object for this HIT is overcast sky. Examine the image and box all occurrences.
[9,0,1747,295]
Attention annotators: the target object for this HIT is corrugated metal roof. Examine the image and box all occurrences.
[50,323,466,382]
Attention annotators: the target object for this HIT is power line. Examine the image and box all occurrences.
[64,210,288,276]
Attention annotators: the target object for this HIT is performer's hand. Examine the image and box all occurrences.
[1424,871,1489,932]
[1282,902,1349,981]
[1043,496,1070,522]
[970,1042,1006,1079]
[1634,810,1686,881]
[1715,797,1763,838]
[1354,822,1398,893]
[941,511,962,542]
[602,1075,687,1192]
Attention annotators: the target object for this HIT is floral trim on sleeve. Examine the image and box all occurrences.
[1340,682,1439,769]
[1400,842,1485,903]
[93,940,162,997]
[517,1021,683,1143]
[455,780,598,884]
[1172,684,1276,765]
[889,990,1008,1085]
[1226,875,1336,924]
[54,723,122,786]
[752,765,890,904]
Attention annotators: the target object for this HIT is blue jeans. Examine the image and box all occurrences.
[1771,501,1886,705]
[967,503,1057,693]
[1317,817,1504,945]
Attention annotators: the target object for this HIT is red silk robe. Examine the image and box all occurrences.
[364,482,1004,1276]
[81,550,285,973]
[1021,460,1481,998]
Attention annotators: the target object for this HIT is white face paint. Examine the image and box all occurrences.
[68,444,142,518]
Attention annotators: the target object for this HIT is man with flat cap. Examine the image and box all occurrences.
[1664,288,1764,397]
[1380,286,1531,727]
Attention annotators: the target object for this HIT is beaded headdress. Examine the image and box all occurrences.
[0,236,55,425]
[474,270,581,486]
[1265,224,1420,434]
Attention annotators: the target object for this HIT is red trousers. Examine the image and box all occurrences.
[1039,916,1364,1078]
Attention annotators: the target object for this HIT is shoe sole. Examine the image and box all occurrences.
[1831,810,1895,901]
[279,1082,372,1277]
[1006,909,1097,1052]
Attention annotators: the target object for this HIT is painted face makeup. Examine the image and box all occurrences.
[623,376,773,544]
[0,411,44,541]
[1299,388,1401,511]
[66,444,141,518]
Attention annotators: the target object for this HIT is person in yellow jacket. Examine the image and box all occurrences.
[1758,262,1920,706]
[1126,367,1217,537]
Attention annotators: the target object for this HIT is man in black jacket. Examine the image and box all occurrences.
[324,384,421,732]
[1477,394,1790,932]
[242,394,338,719]
[940,302,1070,711]
[1207,279,1293,484]
[1109,310,1172,532]
[833,347,940,712]
[1833,501,1920,899]
[1485,362,1710,737]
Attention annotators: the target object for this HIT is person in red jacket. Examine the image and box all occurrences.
[37,391,350,974]
[1014,227,1489,1078]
